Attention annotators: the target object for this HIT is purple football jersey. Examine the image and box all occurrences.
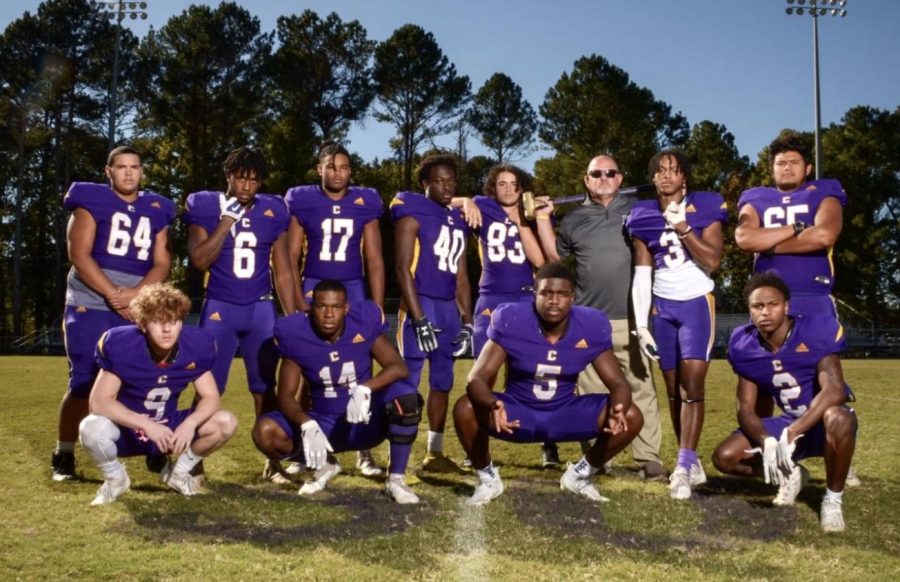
[488,302,612,411]
[184,191,289,304]
[64,182,176,276]
[738,179,847,294]
[284,185,383,281]
[390,191,469,300]
[95,325,216,422]
[727,315,845,420]
[625,191,728,272]
[274,301,387,416]
[473,196,535,295]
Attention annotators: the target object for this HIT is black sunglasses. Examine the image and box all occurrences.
[587,169,619,179]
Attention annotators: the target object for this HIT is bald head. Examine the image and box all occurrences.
[584,155,623,204]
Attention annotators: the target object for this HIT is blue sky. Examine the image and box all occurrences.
[3,0,898,172]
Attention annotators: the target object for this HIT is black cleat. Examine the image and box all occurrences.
[51,451,76,481]
[145,453,169,474]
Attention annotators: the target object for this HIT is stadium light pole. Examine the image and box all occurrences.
[784,0,848,180]
[95,2,149,150]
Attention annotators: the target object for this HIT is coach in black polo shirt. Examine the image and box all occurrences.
[535,154,665,481]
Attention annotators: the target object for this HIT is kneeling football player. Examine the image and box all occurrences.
[252,280,422,504]
[79,283,238,505]
[712,273,857,532]
[453,263,643,505]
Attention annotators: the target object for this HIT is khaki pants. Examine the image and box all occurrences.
[577,318,662,465]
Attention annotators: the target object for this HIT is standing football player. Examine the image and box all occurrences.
[79,283,237,505]
[712,273,857,532]
[391,152,473,473]
[285,141,385,478]
[252,280,422,503]
[453,263,642,505]
[626,150,727,500]
[53,146,175,481]
[184,146,293,479]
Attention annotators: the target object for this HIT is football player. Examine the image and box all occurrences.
[284,141,385,477]
[53,146,175,481]
[78,283,237,505]
[184,147,293,480]
[712,273,857,532]
[626,150,727,500]
[391,152,473,473]
[252,280,421,503]
[454,263,642,505]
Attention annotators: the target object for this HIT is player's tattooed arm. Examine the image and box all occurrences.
[771,197,843,255]
[286,218,309,312]
[276,357,314,427]
[735,376,770,446]
[362,219,386,308]
[367,335,409,391]
[271,232,296,315]
[734,204,795,253]
[394,216,426,320]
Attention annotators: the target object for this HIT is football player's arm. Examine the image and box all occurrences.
[680,220,724,273]
[67,209,124,304]
[276,357,313,426]
[734,204,795,252]
[455,251,473,325]
[287,218,309,312]
[89,369,173,451]
[509,208,546,268]
[367,335,409,391]
[187,220,230,272]
[362,219,386,308]
[770,197,843,254]
[736,376,769,446]
[171,370,221,455]
[450,196,482,228]
[394,216,425,320]
[465,340,506,410]
[533,197,562,262]
[116,227,172,311]
[271,231,296,315]
[591,349,633,433]
[787,353,847,439]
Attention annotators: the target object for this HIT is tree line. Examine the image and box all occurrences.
[2,0,898,340]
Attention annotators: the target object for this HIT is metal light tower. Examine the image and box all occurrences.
[785,0,848,180]
[95,2,149,150]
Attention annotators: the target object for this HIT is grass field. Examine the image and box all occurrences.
[1,356,899,580]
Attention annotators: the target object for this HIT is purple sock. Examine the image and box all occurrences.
[677,448,697,471]
[388,442,412,474]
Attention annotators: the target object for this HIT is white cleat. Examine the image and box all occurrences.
[298,461,341,496]
[560,462,609,503]
[357,450,384,477]
[467,468,504,506]
[263,459,294,485]
[90,473,131,506]
[385,477,420,504]
[668,466,693,500]
[820,498,846,532]
[284,461,306,476]
[773,464,810,506]
[690,462,707,486]
[845,466,861,487]
[160,461,201,497]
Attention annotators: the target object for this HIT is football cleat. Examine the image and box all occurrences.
[90,473,131,506]
[640,460,668,482]
[541,443,560,469]
[385,477,420,504]
[820,498,845,532]
[690,462,708,486]
[560,463,609,502]
[298,460,341,496]
[845,466,861,487]
[263,459,294,484]
[668,466,693,500]
[461,455,473,469]
[773,463,810,506]
[145,453,168,474]
[467,468,504,506]
[357,449,384,477]
[421,452,466,474]
[160,461,201,496]
[51,451,76,482]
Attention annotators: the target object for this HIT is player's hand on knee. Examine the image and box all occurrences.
[633,327,660,361]
[746,436,781,485]
[664,200,686,227]
[346,384,372,424]
[301,420,333,469]
[489,400,520,434]
[220,197,245,222]
[776,428,802,475]
[143,421,174,453]
[170,423,196,456]
[413,317,441,353]
[451,324,475,358]
[603,402,628,435]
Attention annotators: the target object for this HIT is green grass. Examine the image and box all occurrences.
[1,356,899,580]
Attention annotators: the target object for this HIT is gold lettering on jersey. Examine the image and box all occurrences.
[547,350,558,361]
[333,205,341,215]
[772,360,783,372]
[158,375,168,384]
[329,351,339,362]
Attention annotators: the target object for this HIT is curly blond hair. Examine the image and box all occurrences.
[130,283,191,327]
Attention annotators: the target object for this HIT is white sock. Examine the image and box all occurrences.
[388,473,406,484]
[98,459,127,482]
[573,456,600,477]
[174,448,203,475]
[56,441,75,454]
[476,463,498,481]
[427,431,444,454]
[825,488,844,504]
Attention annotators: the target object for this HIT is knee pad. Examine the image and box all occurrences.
[385,393,423,444]
[79,414,120,464]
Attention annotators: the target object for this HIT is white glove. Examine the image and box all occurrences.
[632,327,660,361]
[746,436,781,485]
[451,324,475,358]
[221,197,245,222]
[346,384,372,424]
[777,428,802,475]
[300,419,333,470]
[664,200,686,227]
